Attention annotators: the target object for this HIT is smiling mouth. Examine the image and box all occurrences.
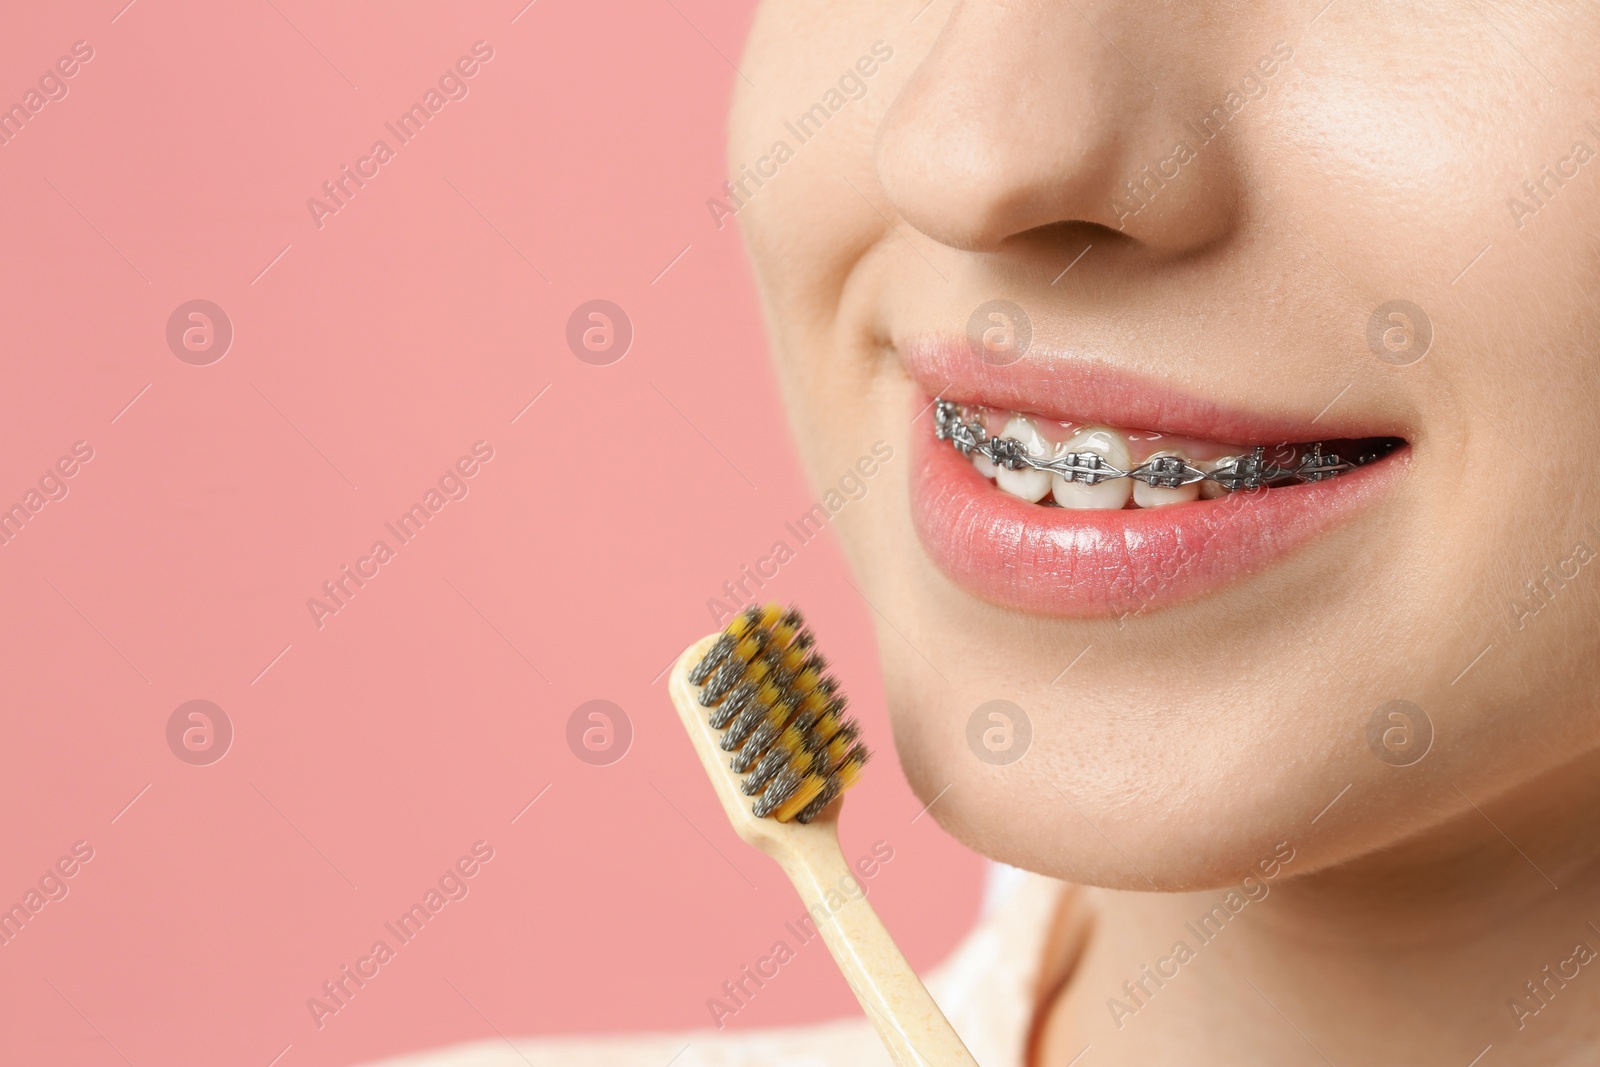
[904,336,1413,616]
[934,399,1405,509]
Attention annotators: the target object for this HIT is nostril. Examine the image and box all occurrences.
[870,6,1247,257]
[869,13,1131,252]
[874,100,1126,252]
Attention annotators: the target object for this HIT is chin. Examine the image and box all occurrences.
[881,642,1319,891]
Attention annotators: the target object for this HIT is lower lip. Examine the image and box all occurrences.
[910,409,1409,618]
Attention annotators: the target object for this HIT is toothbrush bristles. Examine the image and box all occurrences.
[690,603,869,824]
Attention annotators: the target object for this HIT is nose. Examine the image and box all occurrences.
[874,4,1242,255]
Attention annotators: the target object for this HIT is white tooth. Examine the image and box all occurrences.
[1051,427,1133,510]
[1197,456,1237,500]
[973,452,998,479]
[1133,450,1201,508]
[994,416,1053,502]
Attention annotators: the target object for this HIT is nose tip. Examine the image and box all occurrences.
[873,6,1241,255]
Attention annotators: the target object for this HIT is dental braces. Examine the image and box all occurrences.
[934,399,1391,492]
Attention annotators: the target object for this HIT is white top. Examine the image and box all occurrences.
[354,869,1080,1067]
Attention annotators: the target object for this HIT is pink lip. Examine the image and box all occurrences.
[909,389,1410,619]
[905,337,1402,445]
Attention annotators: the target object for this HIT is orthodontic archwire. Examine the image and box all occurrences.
[933,399,1397,492]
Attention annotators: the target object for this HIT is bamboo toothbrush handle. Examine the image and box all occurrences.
[767,819,980,1067]
[666,633,977,1064]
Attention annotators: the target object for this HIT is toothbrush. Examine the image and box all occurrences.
[667,604,980,1067]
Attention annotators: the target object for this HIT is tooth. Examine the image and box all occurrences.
[1133,450,1201,508]
[1198,456,1237,500]
[973,408,1003,478]
[994,416,1053,502]
[1051,427,1132,510]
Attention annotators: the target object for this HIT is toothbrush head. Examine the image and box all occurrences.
[676,603,869,825]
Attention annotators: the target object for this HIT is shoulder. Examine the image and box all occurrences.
[349,1018,890,1067]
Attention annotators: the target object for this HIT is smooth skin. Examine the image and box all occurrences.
[731,2,1600,1063]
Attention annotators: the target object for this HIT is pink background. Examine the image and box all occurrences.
[0,2,983,1065]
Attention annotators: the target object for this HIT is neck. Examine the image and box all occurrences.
[1034,750,1600,1066]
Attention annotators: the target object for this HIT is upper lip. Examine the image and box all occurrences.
[903,336,1406,446]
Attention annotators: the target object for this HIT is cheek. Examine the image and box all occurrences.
[881,642,1061,870]
[885,669,1153,885]
[731,5,919,312]
[883,660,952,804]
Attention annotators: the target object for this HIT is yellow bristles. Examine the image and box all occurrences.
[836,752,866,791]
[791,665,822,695]
[772,775,827,822]
[799,688,832,716]
[689,602,870,824]
[764,700,794,731]
[776,723,805,755]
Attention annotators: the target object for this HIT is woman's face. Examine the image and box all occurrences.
[731,1,1600,888]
